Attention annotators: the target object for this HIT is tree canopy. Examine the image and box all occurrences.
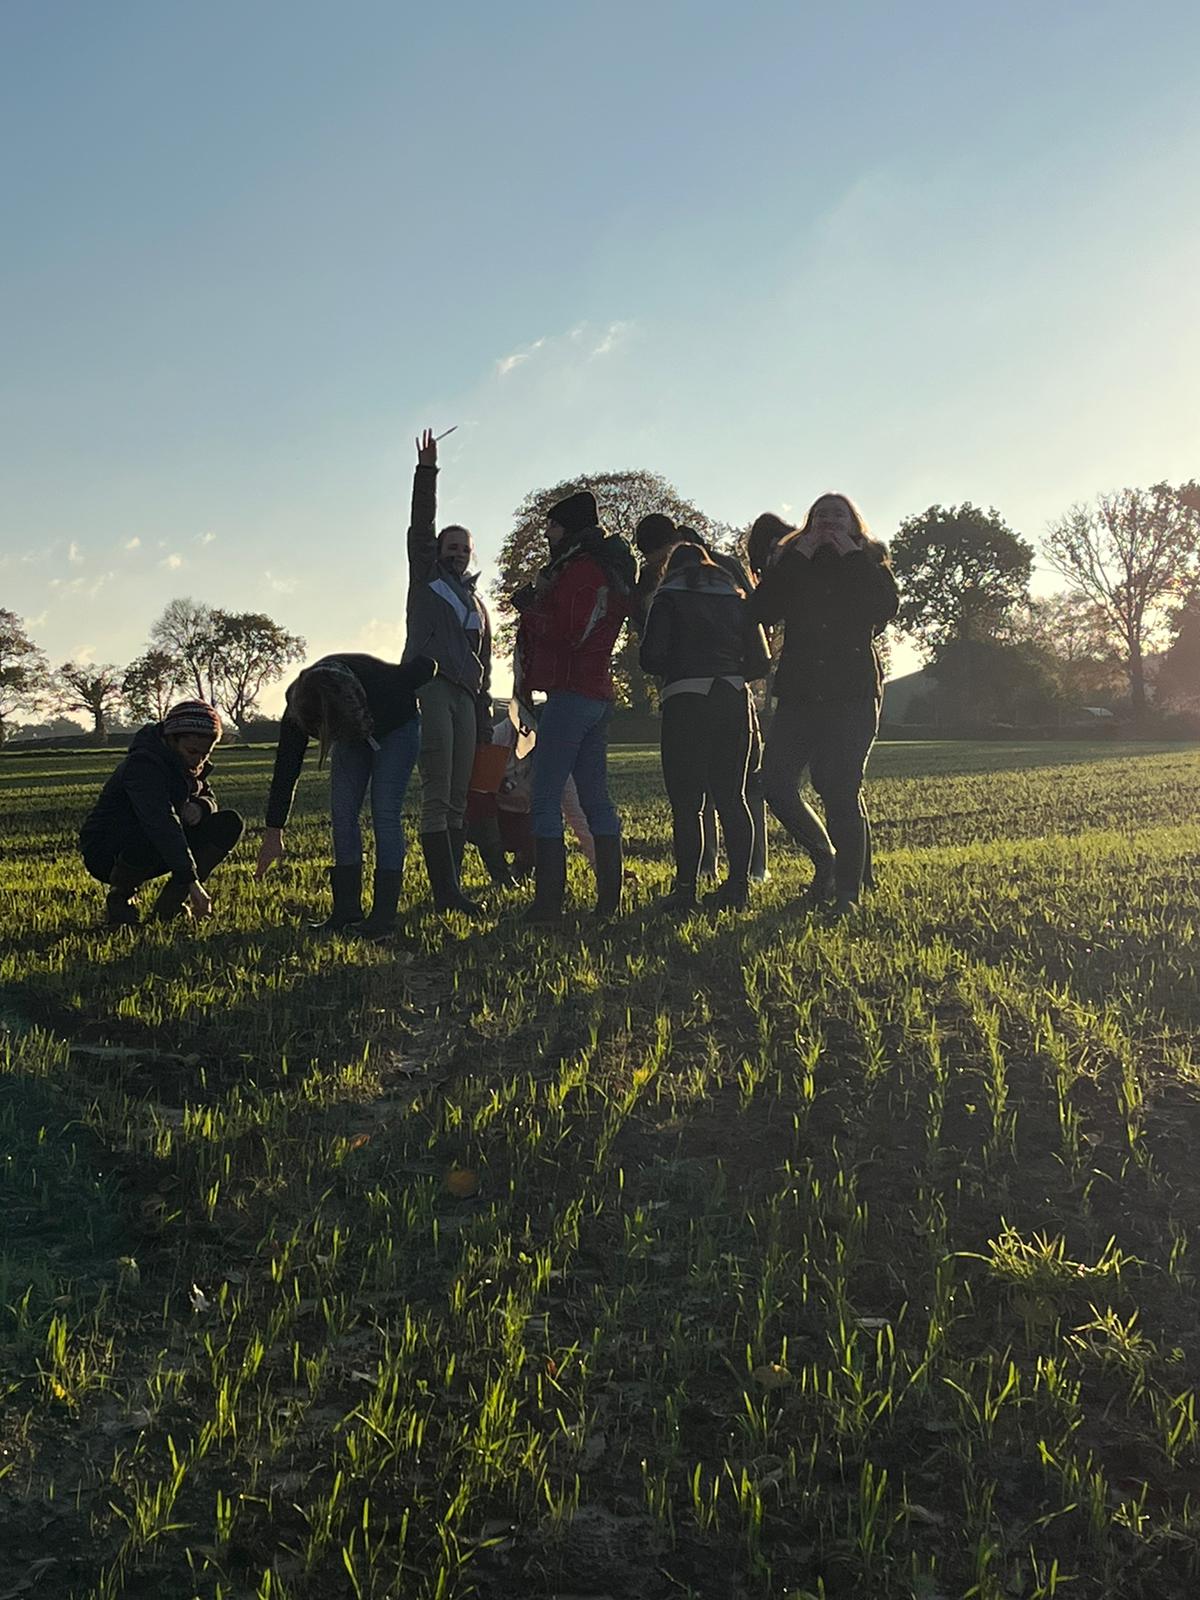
[891,503,1034,655]
[53,661,125,739]
[0,609,50,744]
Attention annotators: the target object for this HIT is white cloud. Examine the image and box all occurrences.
[590,320,632,359]
[123,536,141,550]
[68,540,84,564]
[72,645,97,665]
[161,553,183,570]
[264,569,298,594]
[196,531,217,545]
[496,336,546,377]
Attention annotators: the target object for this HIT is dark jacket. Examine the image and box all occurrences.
[404,465,491,715]
[79,724,217,882]
[639,567,771,685]
[514,526,637,701]
[265,653,435,829]
[748,539,899,704]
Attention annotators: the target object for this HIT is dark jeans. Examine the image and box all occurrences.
[84,809,245,887]
[329,720,421,870]
[660,680,753,889]
[761,696,879,897]
[531,692,620,840]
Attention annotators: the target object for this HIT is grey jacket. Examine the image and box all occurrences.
[404,465,492,712]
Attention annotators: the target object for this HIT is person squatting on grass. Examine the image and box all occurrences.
[748,493,899,913]
[513,490,636,923]
[80,700,242,927]
[639,542,771,911]
[257,653,436,938]
[405,428,493,916]
[464,709,596,887]
[635,513,771,884]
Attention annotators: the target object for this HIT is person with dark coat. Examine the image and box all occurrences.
[513,489,636,923]
[80,700,242,926]
[634,513,771,882]
[640,543,771,910]
[256,652,435,937]
[748,493,899,912]
[405,428,492,915]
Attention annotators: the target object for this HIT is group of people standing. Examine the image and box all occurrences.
[79,430,899,931]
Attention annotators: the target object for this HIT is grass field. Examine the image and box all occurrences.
[2,738,1200,1599]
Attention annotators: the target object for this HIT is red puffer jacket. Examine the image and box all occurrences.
[517,544,632,701]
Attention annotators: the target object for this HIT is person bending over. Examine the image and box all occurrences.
[748,494,898,913]
[80,700,242,926]
[513,491,636,923]
[404,428,493,915]
[257,653,435,938]
[640,542,770,911]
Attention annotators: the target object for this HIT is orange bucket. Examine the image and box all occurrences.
[469,742,510,794]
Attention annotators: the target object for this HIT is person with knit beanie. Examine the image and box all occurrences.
[256,652,436,939]
[512,487,636,923]
[79,700,243,926]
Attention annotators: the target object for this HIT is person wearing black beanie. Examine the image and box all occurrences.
[547,491,599,539]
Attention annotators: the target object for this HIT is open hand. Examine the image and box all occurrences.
[416,427,437,468]
[255,829,285,879]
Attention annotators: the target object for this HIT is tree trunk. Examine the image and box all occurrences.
[1129,647,1148,722]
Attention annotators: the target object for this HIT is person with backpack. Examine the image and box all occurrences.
[256,652,435,937]
[748,493,898,913]
[639,542,770,911]
[513,490,636,923]
[80,700,242,926]
[405,428,492,914]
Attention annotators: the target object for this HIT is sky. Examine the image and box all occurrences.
[2,0,1198,712]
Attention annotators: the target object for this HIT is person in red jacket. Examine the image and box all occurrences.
[513,490,636,922]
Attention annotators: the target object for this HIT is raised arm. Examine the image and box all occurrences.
[407,427,440,585]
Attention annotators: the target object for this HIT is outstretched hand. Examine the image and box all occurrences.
[416,428,437,468]
[255,829,285,880]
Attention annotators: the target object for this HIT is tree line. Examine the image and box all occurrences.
[3,475,1198,744]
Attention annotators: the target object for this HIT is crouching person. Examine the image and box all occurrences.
[80,700,241,926]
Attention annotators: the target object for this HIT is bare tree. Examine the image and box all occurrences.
[0,609,50,744]
[207,611,306,730]
[149,598,218,701]
[53,661,125,740]
[123,650,183,722]
[1044,484,1200,718]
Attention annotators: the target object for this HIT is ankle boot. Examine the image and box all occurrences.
[358,868,405,940]
[593,834,624,918]
[706,877,749,911]
[420,831,482,916]
[309,863,364,932]
[527,836,567,925]
[654,879,696,915]
[104,858,144,926]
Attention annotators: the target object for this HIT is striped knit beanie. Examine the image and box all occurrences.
[162,700,222,740]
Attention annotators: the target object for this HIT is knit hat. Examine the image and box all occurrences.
[162,700,222,740]
[547,490,599,537]
[634,513,676,556]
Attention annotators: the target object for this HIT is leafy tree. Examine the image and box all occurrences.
[1044,483,1200,719]
[150,597,218,701]
[891,504,1034,654]
[1016,593,1124,708]
[207,611,306,729]
[0,609,50,745]
[491,469,736,711]
[927,637,1059,725]
[1157,601,1200,710]
[122,650,183,722]
[53,661,125,740]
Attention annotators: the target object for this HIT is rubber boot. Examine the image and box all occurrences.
[805,852,837,907]
[303,863,363,933]
[654,878,697,915]
[153,874,197,921]
[527,836,567,926]
[593,834,624,918]
[358,868,405,941]
[470,817,516,887]
[698,798,719,879]
[421,831,482,916]
[706,877,750,911]
[104,858,145,927]
[749,791,770,883]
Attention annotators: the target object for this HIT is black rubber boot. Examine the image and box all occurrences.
[421,831,482,916]
[805,853,837,907]
[699,798,719,879]
[358,868,405,940]
[593,834,624,918]
[469,817,515,887]
[153,811,246,922]
[654,879,697,915]
[306,863,364,932]
[705,877,749,911]
[527,836,567,925]
[104,858,145,926]
[749,792,770,883]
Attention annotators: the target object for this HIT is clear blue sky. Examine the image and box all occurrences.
[2,0,1198,706]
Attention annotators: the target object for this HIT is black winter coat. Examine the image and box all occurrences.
[265,653,435,829]
[748,541,899,704]
[79,724,218,882]
[639,568,771,685]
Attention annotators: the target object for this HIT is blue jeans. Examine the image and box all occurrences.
[329,720,421,870]
[531,692,620,840]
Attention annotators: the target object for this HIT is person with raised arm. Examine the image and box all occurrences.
[513,490,636,923]
[80,700,242,926]
[748,494,898,914]
[256,652,435,937]
[405,427,493,915]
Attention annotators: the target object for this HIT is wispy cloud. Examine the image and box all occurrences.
[196,531,217,546]
[67,540,84,564]
[496,336,546,377]
[161,553,183,571]
[590,320,632,359]
[124,536,141,551]
[264,569,298,594]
